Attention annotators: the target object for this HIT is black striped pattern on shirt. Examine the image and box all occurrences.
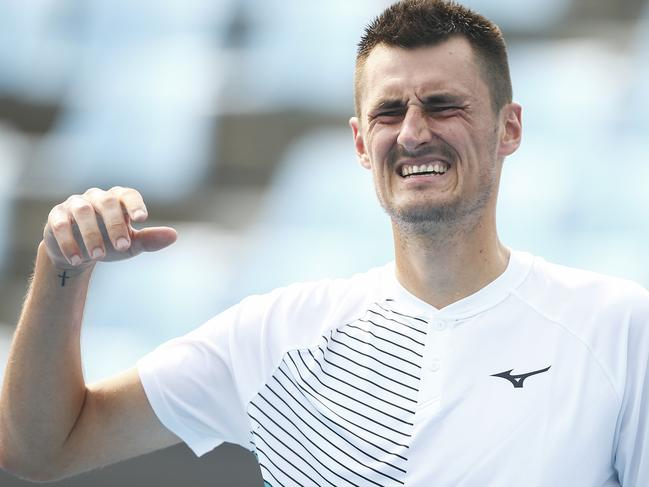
[249,301,428,486]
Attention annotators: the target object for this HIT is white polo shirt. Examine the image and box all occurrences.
[137,250,649,486]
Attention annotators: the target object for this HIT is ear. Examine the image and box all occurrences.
[349,116,372,170]
[497,102,522,157]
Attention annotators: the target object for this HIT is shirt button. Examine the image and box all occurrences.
[429,358,441,371]
[433,320,447,331]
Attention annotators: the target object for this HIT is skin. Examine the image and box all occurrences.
[350,37,522,308]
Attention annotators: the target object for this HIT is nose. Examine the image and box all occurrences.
[396,105,432,153]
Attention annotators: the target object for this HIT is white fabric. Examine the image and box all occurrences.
[137,250,649,486]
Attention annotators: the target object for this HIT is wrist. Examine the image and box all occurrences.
[37,240,96,276]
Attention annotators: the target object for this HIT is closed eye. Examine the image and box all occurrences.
[426,105,462,113]
[377,110,405,116]
[368,110,406,125]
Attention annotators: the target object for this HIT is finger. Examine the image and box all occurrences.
[66,195,105,260]
[130,227,178,255]
[111,186,148,223]
[47,205,83,266]
[93,191,132,252]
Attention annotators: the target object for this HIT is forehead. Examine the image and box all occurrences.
[360,38,488,112]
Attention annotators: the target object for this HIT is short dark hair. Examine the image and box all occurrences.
[354,0,512,116]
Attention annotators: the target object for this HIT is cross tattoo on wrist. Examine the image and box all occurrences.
[58,271,70,287]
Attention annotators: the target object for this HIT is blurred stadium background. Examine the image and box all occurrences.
[1,0,648,485]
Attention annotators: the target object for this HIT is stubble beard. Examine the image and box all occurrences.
[372,132,501,237]
[375,160,498,238]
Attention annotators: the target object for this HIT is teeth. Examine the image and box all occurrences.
[400,162,449,176]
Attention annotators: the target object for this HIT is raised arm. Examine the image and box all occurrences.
[0,187,181,481]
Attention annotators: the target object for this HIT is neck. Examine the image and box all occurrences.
[392,213,509,310]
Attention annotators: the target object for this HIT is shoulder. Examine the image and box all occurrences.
[515,254,649,368]
[513,254,649,399]
[511,252,649,346]
[522,255,649,317]
[238,262,389,316]
[226,263,393,351]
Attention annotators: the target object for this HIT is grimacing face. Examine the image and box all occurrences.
[350,37,522,234]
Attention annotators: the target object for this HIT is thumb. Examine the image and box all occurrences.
[130,226,178,254]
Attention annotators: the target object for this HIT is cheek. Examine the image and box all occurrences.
[367,127,399,165]
[444,125,487,163]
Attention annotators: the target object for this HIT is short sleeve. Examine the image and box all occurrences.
[135,271,382,458]
[137,299,260,456]
[613,288,649,486]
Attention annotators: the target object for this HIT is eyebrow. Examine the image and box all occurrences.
[370,93,466,113]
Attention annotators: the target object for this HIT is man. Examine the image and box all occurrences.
[1,1,647,485]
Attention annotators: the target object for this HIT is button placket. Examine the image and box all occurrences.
[418,317,453,410]
[429,358,441,372]
[424,319,451,371]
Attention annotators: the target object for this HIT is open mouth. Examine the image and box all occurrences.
[399,161,450,178]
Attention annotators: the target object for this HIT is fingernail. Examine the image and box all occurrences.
[70,255,82,266]
[116,237,129,250]
[92,247,104,259]
[133,210,147,220]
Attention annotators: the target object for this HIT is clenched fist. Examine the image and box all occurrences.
[43,186,177,270]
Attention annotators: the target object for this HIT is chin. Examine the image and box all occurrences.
[383,198,487,235]
[382,201,452,224]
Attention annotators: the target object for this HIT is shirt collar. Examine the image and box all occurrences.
[381,249,534,322]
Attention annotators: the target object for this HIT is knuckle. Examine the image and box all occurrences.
[48,205,64,220]
[50,219,69,233]
[123,187,141,199]
[65,194,80,205]
[70,200,94,215]
[65,194,84,204]
[96,194,118,209]
[62,198,73,209]
[83,187,103,196]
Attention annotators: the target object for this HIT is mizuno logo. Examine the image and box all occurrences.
[491,365,551,388]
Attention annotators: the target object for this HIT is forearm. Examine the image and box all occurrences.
[0,241,95,477]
